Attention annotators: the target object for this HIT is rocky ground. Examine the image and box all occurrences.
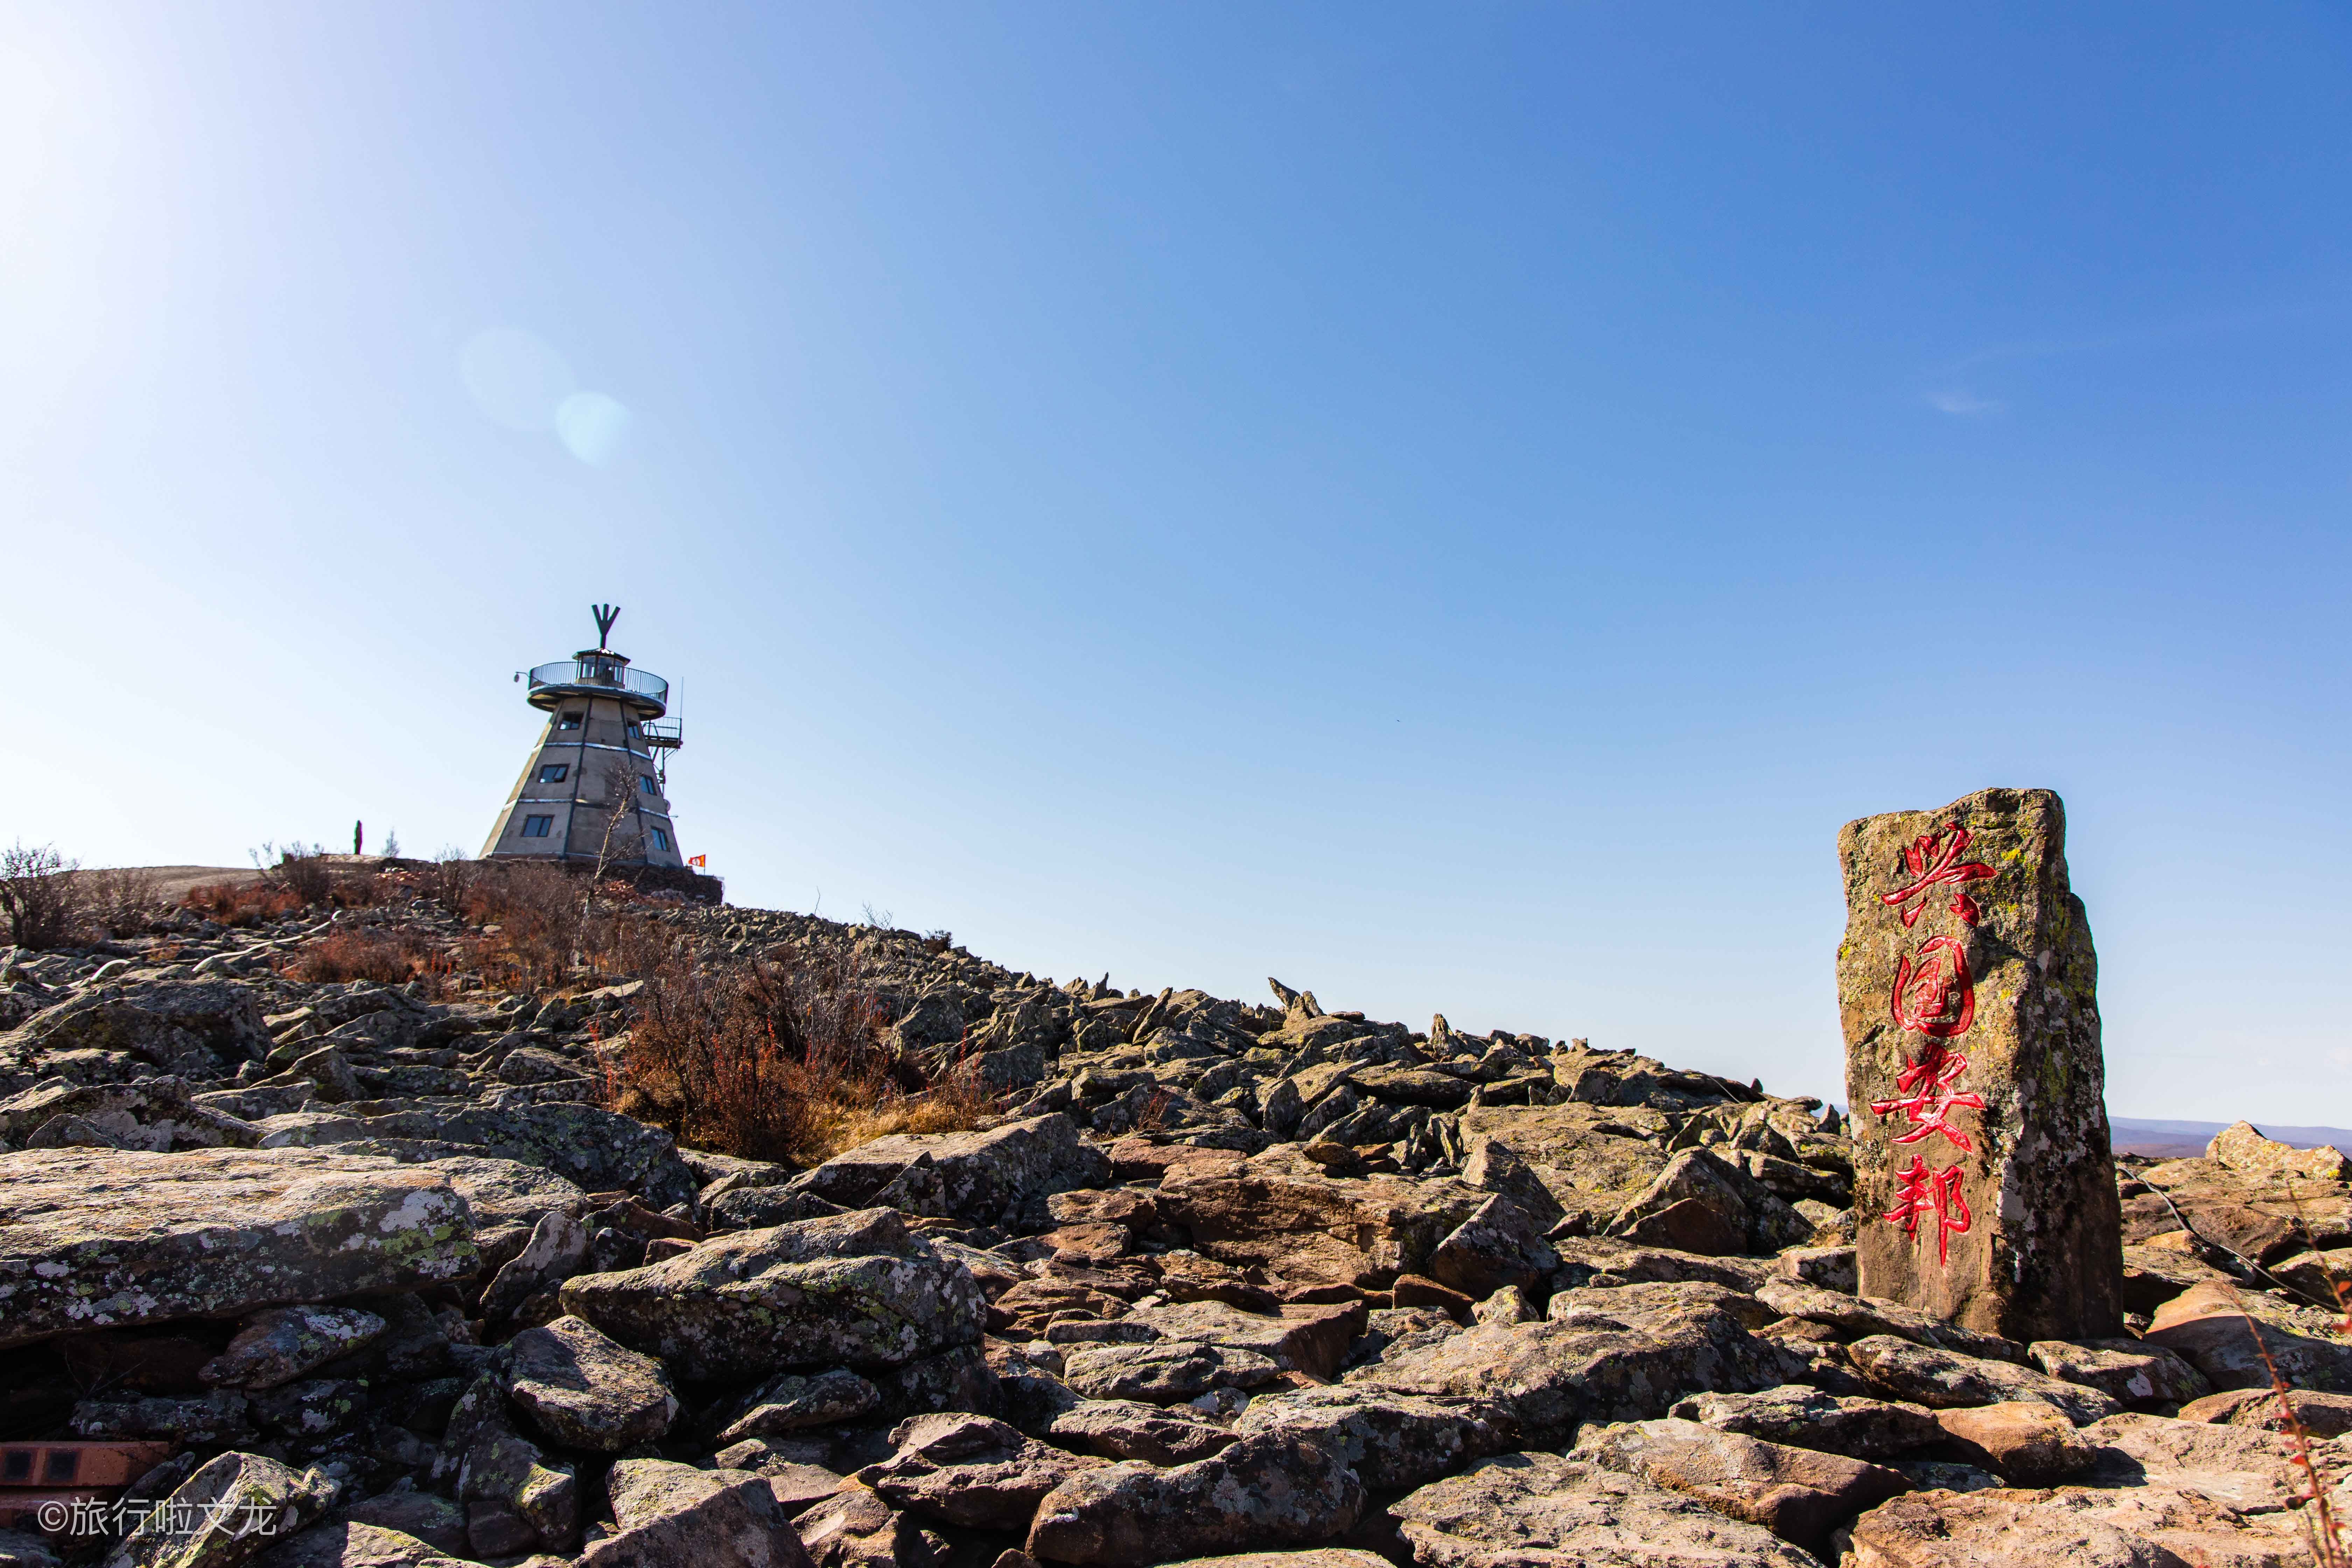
[5,892,2352,1568]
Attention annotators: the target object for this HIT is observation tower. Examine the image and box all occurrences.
[481,604,685,868]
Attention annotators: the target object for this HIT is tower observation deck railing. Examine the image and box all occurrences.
[526,659,670,713]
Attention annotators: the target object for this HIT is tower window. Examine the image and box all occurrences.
[639,775,659,795]
[557,712,583,730]
[649,827,671,852]
[520,815,554,838]
[538,763,569,783]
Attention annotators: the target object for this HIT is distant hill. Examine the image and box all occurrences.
[2109,1117,2352,1160]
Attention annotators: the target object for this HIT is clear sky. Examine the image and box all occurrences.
[5,4,2348,1122]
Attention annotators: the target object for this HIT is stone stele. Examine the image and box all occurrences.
[1837,786,2121,1342]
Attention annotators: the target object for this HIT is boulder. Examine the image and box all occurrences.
[1426,1196,1558,1299]
[247,1522,455,1568]
[1230,1385,1512,1491]
[1755,1278,2026,1362]
[788,1115,1110,1232]
[11,981,270,1078]
[325,1102,696,1210]
[2142,1281,2352,1393]
[2207,1121,2352,1184]
[337,1493,468,1555]
[202,1307,390,1392]
[1359,1292,1791,1447]
[1120,1299,1364,1380]
[1610,1149,1810,1258]
[791,1489,936,1568]
[0,1078,261,1152]
[1933,1401,2099,1484]
[2079,1412,2309,1514]
[869,1343,1001,1422]
[503,1315,678,1451]
[104,1451,339,1568]
[0,1147,475,1349]
[558,1208,986,1380]
[1060,1341,1281,1405]
[1845,1334,2121,1424]
[479,1211,589,1322]
[438,1376,578,1558]
[1668,1385,1944,1461]
[1026,1432,1363,1566]
[1573,1416,1909,1553]
[1844,1480,2304,1568]
[1048,1400,1237,1465]
[2027,1338,2212,1410]
[579,1459,812,1568]
[1461,1134,1565,1230]
[74,1390,256,1444]
[1392,1451,1819,1568]
[856,1414,1107,1531]
[1152,1158,1486,1288]
[716,1369,882,1442]
[2179,1386,2352,1437]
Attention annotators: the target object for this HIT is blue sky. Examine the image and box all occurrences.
[4,4,2348,1120]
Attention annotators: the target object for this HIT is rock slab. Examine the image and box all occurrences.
[1837,787,2122,1342]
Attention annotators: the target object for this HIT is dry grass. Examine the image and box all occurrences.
[285,927,435,985]
[603,941,999,1166]
[183,881,306,927]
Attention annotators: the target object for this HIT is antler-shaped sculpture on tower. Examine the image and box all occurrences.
[592,603,621,650]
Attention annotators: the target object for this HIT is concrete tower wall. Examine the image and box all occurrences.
[480,692,684,867]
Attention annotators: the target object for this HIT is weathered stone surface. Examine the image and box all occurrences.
[1393,1451,1820,1568]
[1026,1432,1363,1566]
[201,1306,390,1392]
[1846,1334,2121,1424]
[1152,1555,1389,1568]
[337,1493,468,1555]
[2180,1385,2352,1436]
[74,1390,256,1444]
[0,1077,262,1152]
[317,1102,696,1210]
[503,1315,678,1450]
[2080,1412,2307,1514]
[105,1451,340,1568]
[856,1413,1106,1530]
[2142,1280,2352,1392]
[707,1186,849,1233]
[1120,1298,1364,1380]
[1360,1292,1791,1447]
[10,982,270,1078]
[791,1489,935,1568]
[437,1376,578,1557]
[1755,1278,2025,1362]
[1461,1134,1564,1230]
[1573,1416,1909,1552]
[1838,788,2123,1342]
[1427,1195,1558,1298]
[2028,1338,2212,1410]
[716,1368,882,1442]
[481,1211,589,1323]
[247,1521,455,1568]
[1048,1400,1237,1465]
[1610,1149,1810,1258]
[1934,1400,2098,1484]
[1231,1385,1513,1491]
[1151,1157,1486,1288]
[2207,1120,2352,1184]
[0,1147,476,1349]
[1845,1485,2231,1568]
[1668,1385,1944,1461]
[0,1529,57,1568]
[789,1115,1111,1232]
[579,1459,813,1568]
[558,1208,986,1380]
[1059,1340,1281,1404]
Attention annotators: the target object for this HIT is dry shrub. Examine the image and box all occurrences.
[1,843,82,949]
[606,944,999,1166]
[185,881,304,928]
[462,862,587,989]
[286,927,432,985]
[82,868,170,937]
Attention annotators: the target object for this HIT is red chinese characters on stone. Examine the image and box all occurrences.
[1879,821,1997,928]
[1884,1154,1971,1264]
[1869,1038,1985,1153]
[1889,935,1975,1040]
